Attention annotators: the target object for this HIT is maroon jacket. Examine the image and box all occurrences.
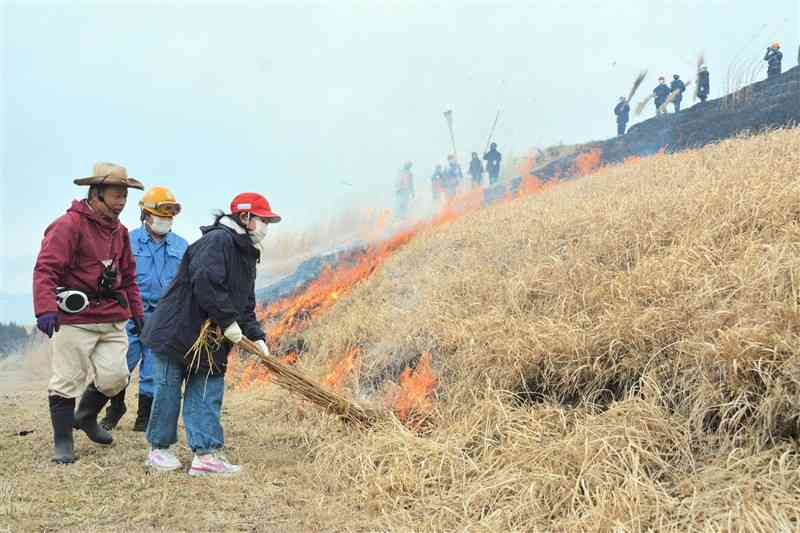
[33,200,144,325]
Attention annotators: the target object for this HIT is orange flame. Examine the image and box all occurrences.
[322,347,360,393]
[238,171,565,391]
[573,148,603,176]
[386,352,438,423]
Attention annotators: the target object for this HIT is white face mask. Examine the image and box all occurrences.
[249,218,268,245]
[148,215,173,236]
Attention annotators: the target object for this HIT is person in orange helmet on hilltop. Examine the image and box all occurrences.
[99,186,188,433]
[140,192,280,476]
[764,42,783,78]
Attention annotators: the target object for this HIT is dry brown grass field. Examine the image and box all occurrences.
[3,128,800,532]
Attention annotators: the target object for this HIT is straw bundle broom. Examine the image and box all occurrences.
[626,70,648,104]
[634,93,654,116]
[185,319,381,425]
[238,337,383,425]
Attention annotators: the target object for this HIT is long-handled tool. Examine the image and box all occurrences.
[483,110,501,155]
[443,109,458,162]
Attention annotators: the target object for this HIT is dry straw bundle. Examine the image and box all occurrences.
[634,93,654,115]
[189,319,380,425]
[186,320,223,374]
[626,70,648,103]
[238,337,382,425]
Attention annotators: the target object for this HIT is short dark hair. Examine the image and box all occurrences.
[87,185,103,200]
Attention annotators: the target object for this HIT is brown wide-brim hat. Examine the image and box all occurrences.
[73,162,145,190]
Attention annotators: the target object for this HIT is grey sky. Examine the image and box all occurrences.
[1,0,798,320]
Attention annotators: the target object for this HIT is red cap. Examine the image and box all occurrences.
[230,192,281,222]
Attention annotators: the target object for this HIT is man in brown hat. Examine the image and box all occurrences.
[33,162,146,464]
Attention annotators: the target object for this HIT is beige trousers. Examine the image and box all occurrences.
[48,322,130,398]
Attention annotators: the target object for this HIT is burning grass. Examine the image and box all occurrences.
[5,128,800,531]
[296,128,800,530]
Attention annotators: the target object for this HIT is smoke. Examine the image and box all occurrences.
[0,338,50,394]
[256,189,444,289]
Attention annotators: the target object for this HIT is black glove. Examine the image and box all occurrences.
[131,315,145,336]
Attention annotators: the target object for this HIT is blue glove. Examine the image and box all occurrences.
[36,312,60,338]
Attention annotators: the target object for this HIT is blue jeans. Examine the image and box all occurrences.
[126,319,155,397]
[146,352,225,455]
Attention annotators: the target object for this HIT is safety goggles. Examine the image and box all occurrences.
[142,201,182,217]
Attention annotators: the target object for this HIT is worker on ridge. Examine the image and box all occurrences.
[653,77,671,116]
[483,142,502,185]
[33,162,145,464]
[764,42,783,79]
[697,65,710,103]
[431,164,444,203]
[444,154,463,200]
[141,192,278,476]
[614,96,630,136]
[468,152,484,188]
[670,74,686,112]
[394,161,415,220]
[99,186,188,432]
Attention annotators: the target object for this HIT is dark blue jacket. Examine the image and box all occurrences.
[669,79,686,100]
[483,149,502,175]
[468,158,483,179]
[698,71,710,95]
[765,49,783,72]
[141,219,266,375]
[653,83,671,105]
[614,101,630,123]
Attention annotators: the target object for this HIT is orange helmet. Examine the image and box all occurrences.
[771,42,781,49]
[139,186,181,217]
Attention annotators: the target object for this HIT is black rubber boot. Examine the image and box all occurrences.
[74,383,113,445]
[132,394,153,432]
[99,387,127,431]
[48,395,76,464]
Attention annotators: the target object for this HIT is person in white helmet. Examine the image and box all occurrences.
[697,65,710,103]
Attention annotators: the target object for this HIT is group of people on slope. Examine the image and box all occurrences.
[615,68,709,135]
[394,143,502,219]
[34,162,280,476]
[423,144,502,204]
[614,41,788,136]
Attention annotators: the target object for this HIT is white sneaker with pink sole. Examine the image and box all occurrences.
[188,453,242,476]
[145,447,182,472]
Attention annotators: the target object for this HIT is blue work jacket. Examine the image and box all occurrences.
[130,225,188,313]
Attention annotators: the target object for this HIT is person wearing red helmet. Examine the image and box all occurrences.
[140,192,280,476]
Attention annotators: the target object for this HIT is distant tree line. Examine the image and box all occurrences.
[0,322,30,357]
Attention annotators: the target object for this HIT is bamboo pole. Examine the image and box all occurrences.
[483,110,501,155]
[444,110,458,162]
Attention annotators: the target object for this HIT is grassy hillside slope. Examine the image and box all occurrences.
[2,128,800,532]
[300,127,800,531]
